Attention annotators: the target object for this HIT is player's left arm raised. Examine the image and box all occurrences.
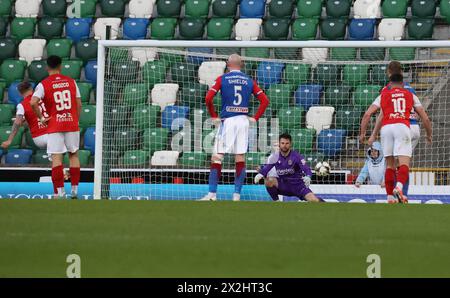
[249,81,269,122]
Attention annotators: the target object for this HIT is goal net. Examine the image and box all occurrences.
[94,40,450,202]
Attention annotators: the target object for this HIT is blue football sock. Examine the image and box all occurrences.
[234,162,246,194]
[402,178,409,196]
[208,163,221,193]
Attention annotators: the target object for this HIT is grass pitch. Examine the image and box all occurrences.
[0,200,450,277]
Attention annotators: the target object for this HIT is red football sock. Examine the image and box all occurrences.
[397,165,410,186]
[69,167,80,186]
[211,162,222,179]
[385,168,396,196]
[51,165,64,190]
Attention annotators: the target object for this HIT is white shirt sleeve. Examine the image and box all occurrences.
[372,95,381,108]
[32,83,45,99]
[413,94,422,108]
[75,82,81,98]
[16,103,25,116]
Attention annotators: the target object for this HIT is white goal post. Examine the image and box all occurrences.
[94,40,450,201]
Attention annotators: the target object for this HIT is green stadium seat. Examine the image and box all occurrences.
[61,59,83,79]
[185,0,210,18]
[63,150,91,167]
[109,47,129,63]
[325,0,350,18]
[216,47,241,56]
[100,0,126,17]
[109,105,131,127]
[11,18,36,40]
[389,47,416,60]
[79,105,96,128]
[28,60,48,82]
[75,38,98,62]
[111,61,140,82]
[269,0,294,18]
[320,18,346,40]
[67,0,97,18]
[0,125,24,149]
[0,103,14,125]
[24,128,40,150]
[46,38,73,59]
[323,84,351,106]
[32,149,51,165]
[158,47,185,66]
[292,18,319,40]
[207,18,234,40]
[115,129,141,151]
[150,18,178,40]
[290,128,315,153]
[408,19,434,40]
[360,48,385,61]
[266,84,294,110]
[243,47,270,69]
[157,0,182,17]
[123,83,149,106]
[121,150,149,167]
[274,48,300,60]
[343,64,369,86]
[284,64,311,85]
[245,152,268,168]
[179,18,206,40]
[38,17,64,40]
[263,18,291,40]
[441,0,450,22]
[42,0,68,17]
[0,39,17,62]
[142,60,168,88]
[314,64,340,84]
[0,0,12,17]
[411,0,436,18]
[0,81,4,101]
[382,0,408,18]
[330,47,357,60]
[0,17,6,38]
[0,60,27,86]
[212,0,237,17]
[179,83,208,109]
[353,85,381,108]
[277,106,304,131]
[133,104,160,130]
[305,151,326,164]
[77,81,93,103]
[297,0,322,18]
[335,106,363,132]
[370,64,388,85]
[179,151,208,168]
[143,128,169,154]
[171,62,197,85]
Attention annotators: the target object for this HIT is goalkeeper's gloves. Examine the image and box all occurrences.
[254,173,264,184]
[302,176,311,188]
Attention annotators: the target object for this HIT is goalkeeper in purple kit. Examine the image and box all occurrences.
[254,133,324,202]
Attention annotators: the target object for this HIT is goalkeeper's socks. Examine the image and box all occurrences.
[51,165,65,197]
[208,162,222,193]
[69,167,80,196]
[234,162,246,194]
[396,165,409,188]
[402,178,409,196]
[266,186,279,201]
[385,168,396,196]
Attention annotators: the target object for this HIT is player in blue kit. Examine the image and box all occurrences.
[254,133,324,202]
[200,54,269,201]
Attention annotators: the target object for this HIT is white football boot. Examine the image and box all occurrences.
[199,192,217,201]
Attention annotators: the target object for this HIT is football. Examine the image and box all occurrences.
[315,162,331,177]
